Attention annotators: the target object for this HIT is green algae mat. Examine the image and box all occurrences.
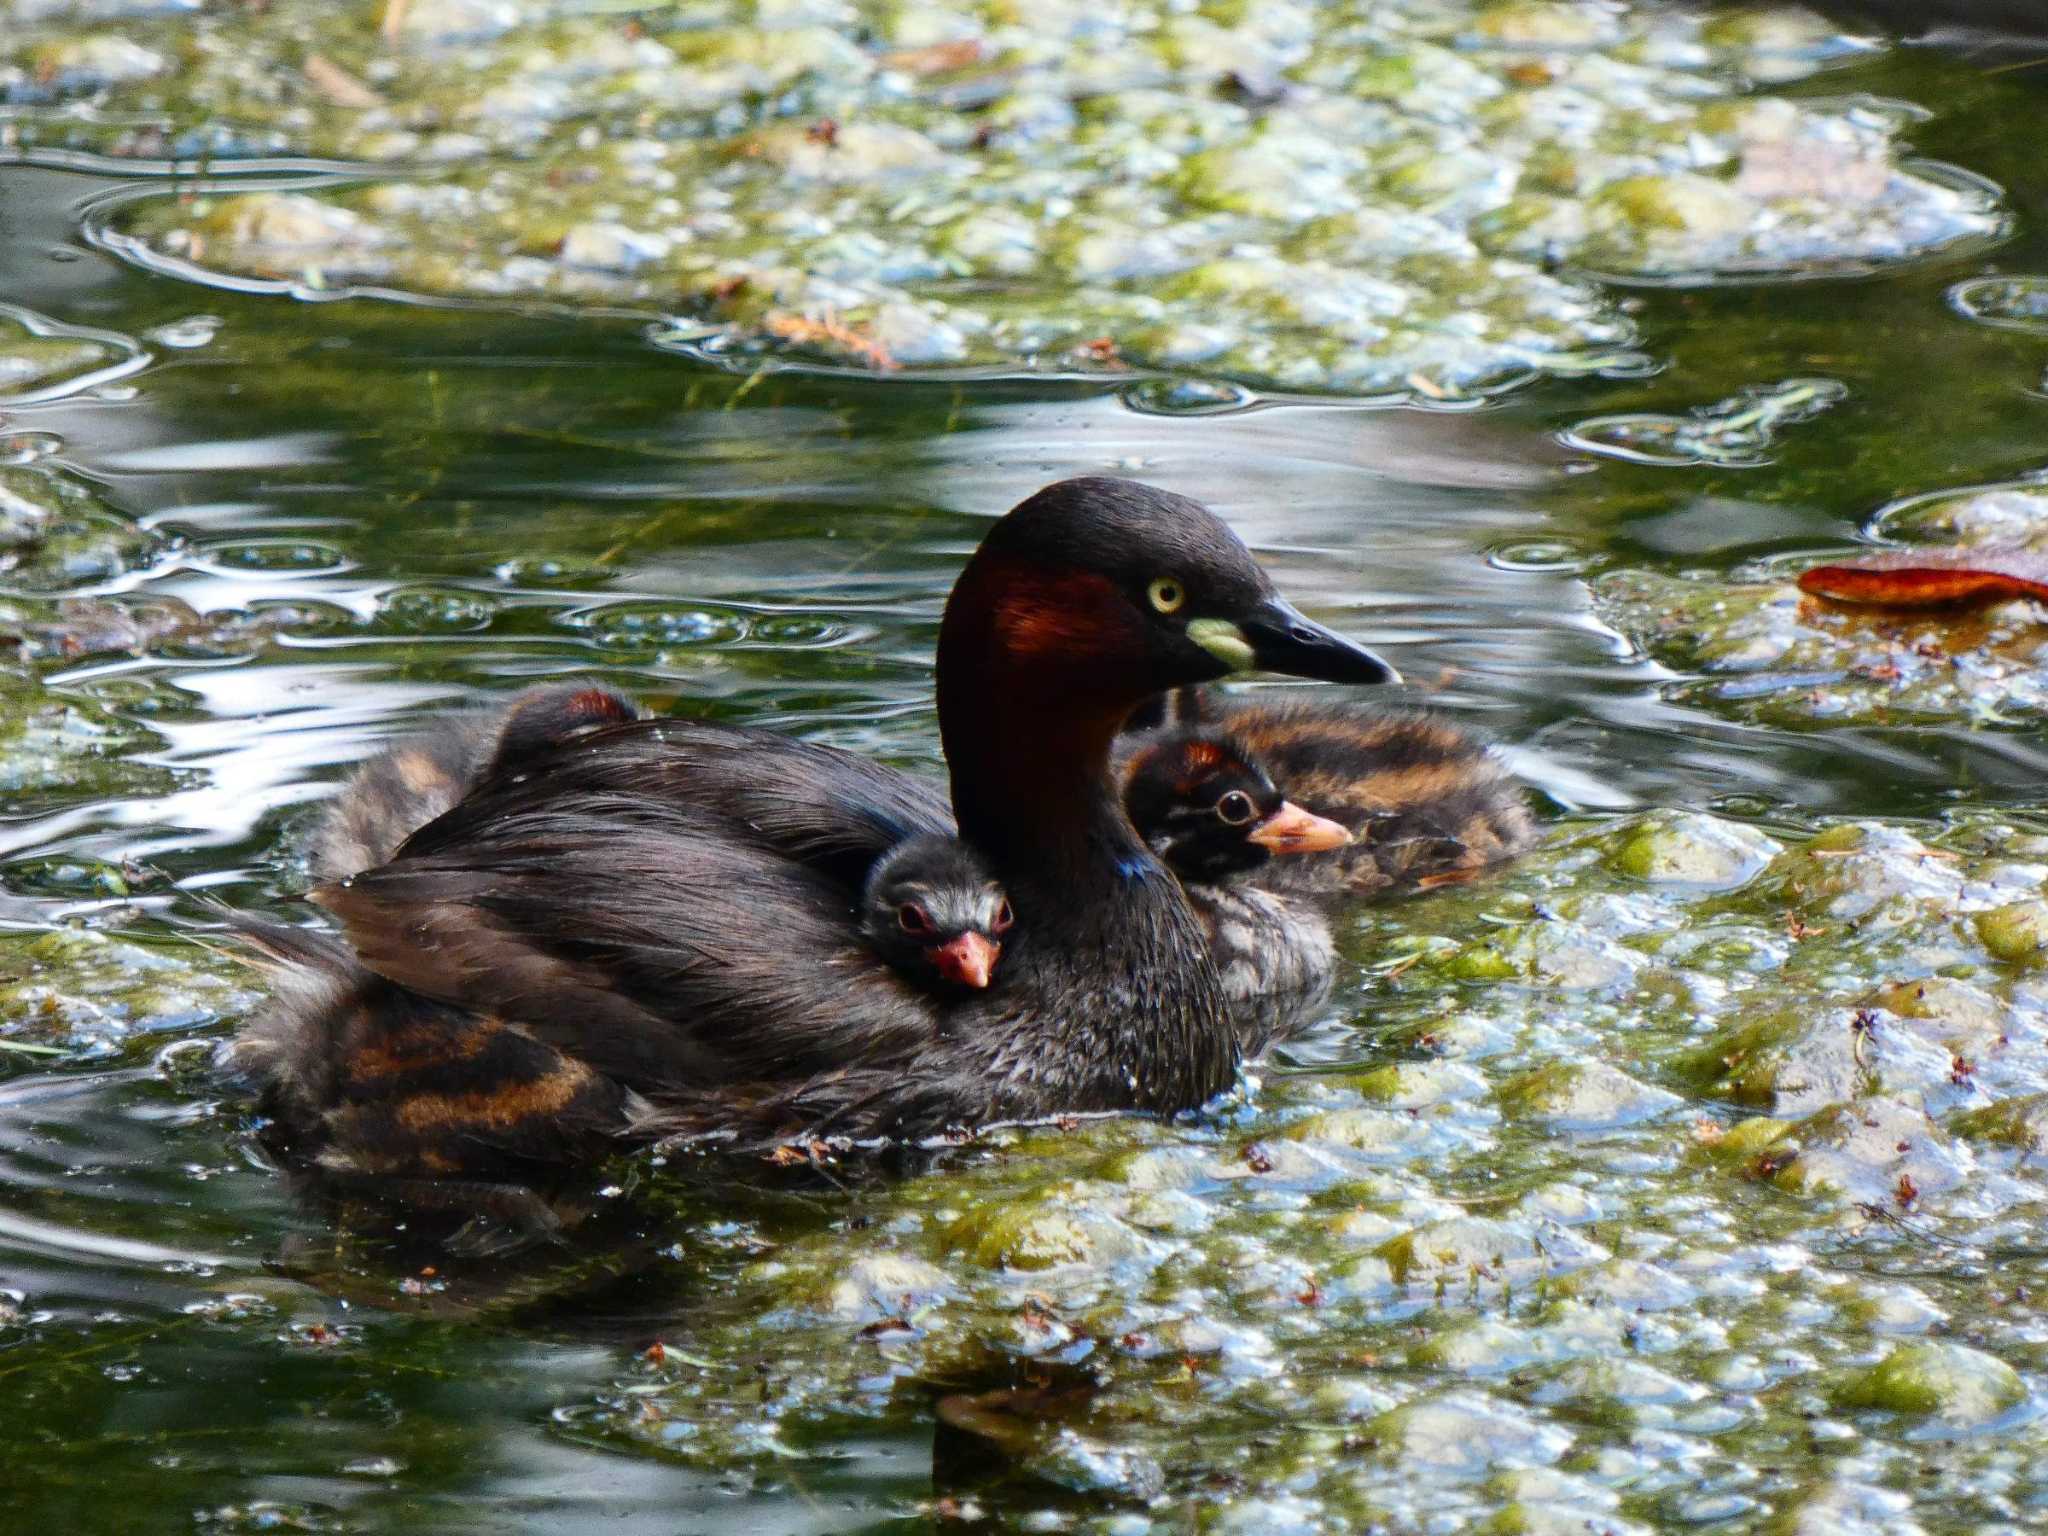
[11,1,2048,1531]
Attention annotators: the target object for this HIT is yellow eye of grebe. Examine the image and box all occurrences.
[1148,577,1185,614]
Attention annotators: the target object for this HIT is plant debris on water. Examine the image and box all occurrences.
[1594,479,2048,728]
[0,0,2011,397]
[536,809,2048,1529]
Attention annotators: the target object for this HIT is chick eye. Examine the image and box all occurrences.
[1216,790,1257,826]
[1147,577,1185,614]
[992,899,1015,934]
[897,903,934,936]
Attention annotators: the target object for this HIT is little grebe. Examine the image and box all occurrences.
[229,478,1396,1184]
[1136,687,1535,895]
[1116,727,1348,1024]
[854,742,1351,999]
[311,683,989,990]
[310,682,642,882]
[312,692,1351,1003]
[858,833,1013,992]
[1120,728,1349,883]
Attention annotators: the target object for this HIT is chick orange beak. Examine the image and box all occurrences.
[931,931,1001,989]
[1247,800,1350,855]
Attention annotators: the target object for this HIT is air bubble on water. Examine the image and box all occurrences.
[560,602,746,650]
[378,585,500,632]
[1121,378,1257,416]
[750,614,861,649]
[145,315,222,349]
[1487,540,1588,574]
[154,1036,218,1084]
[1950,276,2048,336]
[199,540,350,575]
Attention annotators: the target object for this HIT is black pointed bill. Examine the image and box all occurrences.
[1192,600,1399,686]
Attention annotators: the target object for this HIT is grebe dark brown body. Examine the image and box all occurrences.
[227,478,1396,1189]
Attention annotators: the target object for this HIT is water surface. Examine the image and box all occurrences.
[6,16,2048,1536]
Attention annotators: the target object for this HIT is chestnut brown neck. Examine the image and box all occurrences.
[937,556,1154,891]
[935,551,1239,1112]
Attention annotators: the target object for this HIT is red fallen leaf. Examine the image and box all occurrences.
[1797,547,2048,609]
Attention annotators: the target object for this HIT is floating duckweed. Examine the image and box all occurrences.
[1279,1104,1496,1163]
[0,464,171,590]
[1834,1342,2025,1424]
[502,802,2048,1519]
[1950,274,2048,335]
[1608,808,1781,887]
[1378,1215,1604,1290]
[1691,1113,1794,1167]
[1767,1097,1971,1204]
[944,1197,1151,1273]
[4,2,1999,396]
[1950,1092,2048,1151]
[1555,1257,1699,1312]
[1841,1281,1947,1337]
[1345,1058,1490,1107]
[1496,1059,1680,1130]
[1366,1392,1575,1477]
[4,857,135,898]
[1868,976,2007,1046]
[1,594,333,664]
[1448,938,1523,981]
[1976,900,2048,965]
[822,1252,954,1323]
[0,681,177,797]
[0,927,253,1057]
[1681,1005,1949,1115]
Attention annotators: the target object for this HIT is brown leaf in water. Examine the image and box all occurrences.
[1797,547,2048,609]
[763,310,897,371]
[303,54,384,109]
[1416,869,1480,891]
[880,40,986,76]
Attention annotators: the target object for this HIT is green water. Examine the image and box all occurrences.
[8,7,2048,1533]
